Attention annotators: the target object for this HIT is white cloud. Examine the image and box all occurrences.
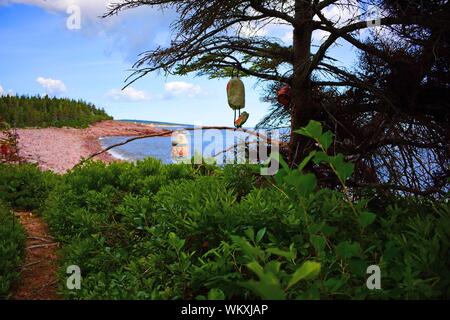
[36,77,67,95]
[0,0,175,62]
[277,26,331,45]
[237,23,269,38]
[0,1,110,17]
[164,82,202,98]
[106,87,150,102]
[106,82,203,102]
[312,29,331,44]
[0,85,14,96]
[314,0,361,26]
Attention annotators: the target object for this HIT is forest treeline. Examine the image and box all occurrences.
[0,95,112,128]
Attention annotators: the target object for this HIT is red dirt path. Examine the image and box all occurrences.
[11,212,60,300]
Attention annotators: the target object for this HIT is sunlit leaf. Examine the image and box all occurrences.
[295,120,323,139]
[287,261,321,289]
[358,211,377,228]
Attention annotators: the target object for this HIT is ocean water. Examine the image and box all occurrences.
[99,122,277,164]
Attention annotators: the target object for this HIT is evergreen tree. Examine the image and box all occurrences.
[0,95,112,128]
[105,0,448,164]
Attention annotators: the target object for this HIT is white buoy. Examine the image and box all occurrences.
[171,132,190,163]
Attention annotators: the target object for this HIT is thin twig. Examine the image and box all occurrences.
[27,243,59,250]
[33,279,59,294]
[28,236,55,243]
[21,260,46,270]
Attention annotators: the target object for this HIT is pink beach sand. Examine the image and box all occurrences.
[14,121,166,174]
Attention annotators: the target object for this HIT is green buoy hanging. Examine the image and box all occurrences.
[227,76,249,128]
[227,77,245,110]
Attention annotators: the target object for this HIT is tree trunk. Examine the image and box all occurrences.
[289,1,314,166]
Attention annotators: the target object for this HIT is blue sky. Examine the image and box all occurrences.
[0,1,360,126]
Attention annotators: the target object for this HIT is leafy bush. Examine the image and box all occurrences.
[222,164,258,199]
[0,202,26,299]
[0,164,58,212]
[41,127,450,300]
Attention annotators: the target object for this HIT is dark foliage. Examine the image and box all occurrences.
[0,95,112,128]
[0,164,59,212]
[0,202,26,299]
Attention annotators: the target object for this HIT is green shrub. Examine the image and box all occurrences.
[0,202,26,299]
[43,159,193,240]
[0,163,58,212]
[41,123,449,300]
[222,164,258,199]
[45,169,450,299]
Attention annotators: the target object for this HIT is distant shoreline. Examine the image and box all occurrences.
[118,119,194,128]
[14,120,167,173]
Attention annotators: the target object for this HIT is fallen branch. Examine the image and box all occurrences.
[28,236,55,243]
[26,243,59,250]
[21,259,46,269]
[74,126,283,169]
[33,279,59,294]
[213,140,287,158]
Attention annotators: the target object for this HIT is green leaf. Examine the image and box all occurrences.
[335,241,362,260]
[256,228,267,243]
[231,236,265,260]
[313,151,330,164]
[207,288,225,300]
[295,120,323,140]
[266,247,297,261]
[244,227,255,242]
[284,172,317,197]
[348,258,367,277]
[312,153,355,181]
[310,234,326,253]
[278,155,290,172]
[287,261,321,289]
[324,278,346,292]
[330,154,355,181]
[358,211,377,228]
[322,224,337,236]
[298,151,316,172]
[168,232,185,251]
[384,241,401,261]
[319,131,334,151]
[335,164,355,181]
[307,223,323,234]
[246,261,264,278]
[264,261,281,275]
[274,168,288,186]
[241,273,286,300]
